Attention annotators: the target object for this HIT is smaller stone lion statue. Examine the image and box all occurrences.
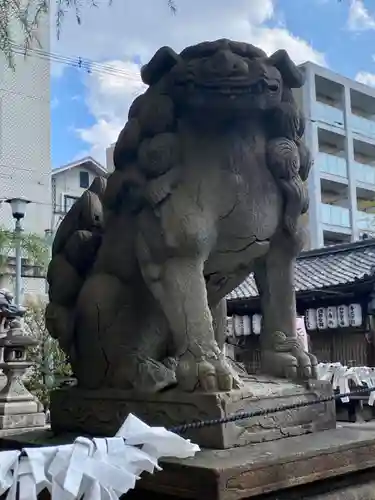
[46,39,317,394]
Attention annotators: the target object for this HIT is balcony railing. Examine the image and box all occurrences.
[357,211,375,232]
[321,203,350,228]
[314,102,344,128]
[354,161,375,186]
[350,114,375,137]
[318,152,347,179]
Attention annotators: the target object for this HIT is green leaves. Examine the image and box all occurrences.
[56,0,99,39]
[0,227,49,273]
[0,0,48,69]
[1,0,177,69]
[23,299,72,410]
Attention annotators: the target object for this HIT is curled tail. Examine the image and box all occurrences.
[45,176,107,366]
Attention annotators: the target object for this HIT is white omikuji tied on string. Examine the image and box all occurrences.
[317,363,375,404]
[0,450,21,497]
[316,362,342,382]
[0,413,200,500]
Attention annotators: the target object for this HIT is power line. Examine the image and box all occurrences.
[10,43,144,81]
[11,42,140,77]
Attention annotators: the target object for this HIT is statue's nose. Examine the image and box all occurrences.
[209,50,249,77]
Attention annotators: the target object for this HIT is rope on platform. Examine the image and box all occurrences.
[169,386,375,434]
[169,363,375,433]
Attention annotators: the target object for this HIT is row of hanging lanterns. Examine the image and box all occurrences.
[305,304,363,331]
[227,303,363,337]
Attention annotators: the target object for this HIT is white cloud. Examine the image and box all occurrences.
[355,71,375,87]
[75,60,146,163]
[52,0,275,63]
[247,27,325,65]
[55,0,326,164]
[348,0,375,31]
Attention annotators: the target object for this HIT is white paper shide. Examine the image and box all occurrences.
[317,362,375,405]
[0,414,200,499]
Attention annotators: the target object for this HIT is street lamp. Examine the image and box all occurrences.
[5,198,31,306]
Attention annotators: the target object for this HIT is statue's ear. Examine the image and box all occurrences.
[268,49,305,89]
[141,46,181,86]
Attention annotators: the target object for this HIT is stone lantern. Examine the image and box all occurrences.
[0,290,45,432]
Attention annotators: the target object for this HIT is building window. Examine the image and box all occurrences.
[79,170,89,188]
[64,195,79,213]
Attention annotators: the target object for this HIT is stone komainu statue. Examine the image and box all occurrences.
[46,39,317,393]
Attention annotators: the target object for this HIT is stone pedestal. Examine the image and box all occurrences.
[0,320,46,432]
[50,375,335,449]
[0,362,45,431]
[133,425,375,499]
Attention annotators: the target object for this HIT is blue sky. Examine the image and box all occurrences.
[50,0,375,168]
[51,67,91,168]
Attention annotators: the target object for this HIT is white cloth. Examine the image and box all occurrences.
[0,414,200,500]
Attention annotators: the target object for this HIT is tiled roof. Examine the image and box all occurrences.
[227,239,375,301]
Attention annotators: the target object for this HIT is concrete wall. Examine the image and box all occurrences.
[0,12,51,237]
[0,13,50,299]
[0,275,47,301]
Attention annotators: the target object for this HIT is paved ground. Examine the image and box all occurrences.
[339,421,375,431]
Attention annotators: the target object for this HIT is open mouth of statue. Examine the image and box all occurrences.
[193,79,280,95]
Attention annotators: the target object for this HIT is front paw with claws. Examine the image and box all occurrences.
[176,349,241,392]
[262,330,318,380]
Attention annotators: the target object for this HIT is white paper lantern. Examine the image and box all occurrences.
[327,307,338,329]
[349,303,362,327]
[305,309,317,331]
[226,317,234,337]
[233,315,243,337]
[337,305,349,328]
[252,314,262,335]
[296,317,309,351]
[316,308,327,330]
[243,315,251,336]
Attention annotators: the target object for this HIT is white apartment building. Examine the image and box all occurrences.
[295,62,375,249]
[0,14,51,235]
[51,157,107,231]
[0,12,51,298]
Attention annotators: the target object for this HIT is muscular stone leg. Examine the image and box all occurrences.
[210,297,247,383]
[75,273,175,391]
[254,230,317,380]
[211,298,227,351]
[138,246,234,391]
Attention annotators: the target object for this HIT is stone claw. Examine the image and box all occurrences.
[176,351,239,392]
[262,331,318,381]
[262,349,318,381]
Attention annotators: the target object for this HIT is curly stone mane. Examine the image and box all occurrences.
[109,44,312,239]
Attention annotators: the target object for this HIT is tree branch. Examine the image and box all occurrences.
[0,0,178,68]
